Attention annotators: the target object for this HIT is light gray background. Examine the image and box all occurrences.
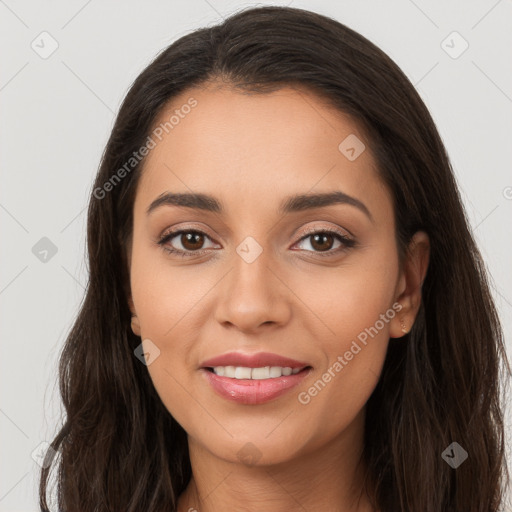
[1,0,511,509]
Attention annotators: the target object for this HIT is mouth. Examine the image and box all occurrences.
[199,351,312,373]
[203,365,312,379]
[200,365,313,405]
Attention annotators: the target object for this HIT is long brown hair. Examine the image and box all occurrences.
[39,6,511,511]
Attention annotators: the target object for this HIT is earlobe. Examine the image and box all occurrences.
[131,315,141,336]
[128,296,141,336]
[389,304,410,339]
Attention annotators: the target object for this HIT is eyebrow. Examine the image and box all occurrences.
[146,190,373,222]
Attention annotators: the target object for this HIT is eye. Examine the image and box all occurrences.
[293,228,355,257]
[157,226,356,258]
[157,229,218,257]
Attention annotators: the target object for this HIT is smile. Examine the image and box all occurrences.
[208,365,305,379]
[201,366,312,405]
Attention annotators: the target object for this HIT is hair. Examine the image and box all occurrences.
[39,5,511,511]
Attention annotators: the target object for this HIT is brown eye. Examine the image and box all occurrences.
[294,229,355,257]
[309,232,336,252]
[180,231,205,251]
[158,229,218,257]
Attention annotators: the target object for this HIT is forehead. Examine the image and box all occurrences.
[136,84,392,222]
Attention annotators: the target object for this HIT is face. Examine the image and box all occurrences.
[128,84,411,466]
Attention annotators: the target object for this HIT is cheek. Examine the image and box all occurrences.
[129,243,217,424]
[298,252,397,350]
[295,303,392,443]
[293,256,397,422]
[130,238,211,340]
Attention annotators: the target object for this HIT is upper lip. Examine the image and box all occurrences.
[200,351,311,370]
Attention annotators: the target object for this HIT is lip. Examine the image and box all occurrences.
[200,351,310,370]
[201,366,313,405]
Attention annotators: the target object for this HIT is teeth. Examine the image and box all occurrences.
[212,366,303,379]
[235,366,251,379]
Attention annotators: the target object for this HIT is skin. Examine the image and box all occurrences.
[128,83,430,512]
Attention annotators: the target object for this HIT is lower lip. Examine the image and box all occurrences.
[201,367,312,405]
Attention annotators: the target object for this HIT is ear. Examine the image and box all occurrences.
[128,296,141,337]
[389,231,430,338]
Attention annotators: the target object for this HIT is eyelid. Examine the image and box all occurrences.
[296,223,352,240]
[157,222,355,257]
[158,222,218,242]
[159,222,352,242]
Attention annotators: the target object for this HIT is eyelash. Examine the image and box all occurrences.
[157,226,356,259]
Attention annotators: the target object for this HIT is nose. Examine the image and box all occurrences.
[213,245,292,334]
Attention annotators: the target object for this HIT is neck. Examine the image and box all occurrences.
[177,409,376,512]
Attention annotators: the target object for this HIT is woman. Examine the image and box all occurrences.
[39,5,510,511]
